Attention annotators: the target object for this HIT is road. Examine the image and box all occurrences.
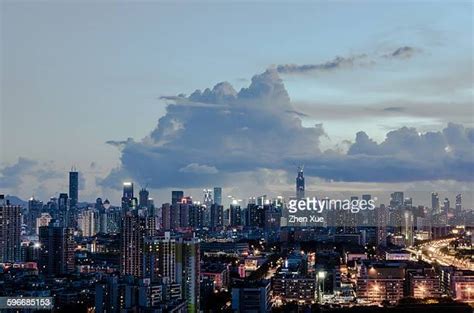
[407,238,474,270]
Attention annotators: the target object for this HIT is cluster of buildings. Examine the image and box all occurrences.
[0,168,474,312]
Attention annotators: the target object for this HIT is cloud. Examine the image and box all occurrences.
[383,106,405,112]
[102,69,325,189]
[276,55,368,74]
[0,157,37,188]
[103,69,473,190]
[275,46,421,75]
[179,163,218,174]
[106,138,134,148]
[0,158,66,199]
[304,123,474,182]
[383,46,420,59]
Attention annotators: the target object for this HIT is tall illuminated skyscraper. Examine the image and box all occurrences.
[402,210,414,247]
[121,182,135,211]
[296,166,305,200]
[120,211,145,277]
[69,170,79,208]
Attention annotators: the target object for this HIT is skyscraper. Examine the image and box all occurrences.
[177,236,200,313]
[171,190,184,205]
[230,201,242,227]
[203,189,213,226]
[455,194,462,212]
[0,196,21,262]
[402,210,414,247]
[38,220,75,276]
[69,170,79,208]
[122,182,135,211]
[390,192,404,208]
[296,166,305,200]
[443,197,450,212]
[143,232,200,312]
[78,208,99,237]
[431,192,440,213]
[139,187,150,208]
[213,187,222,206]
[376,204,388,247]
[120,211,146,277]
[210,203,224,229]
[143,232,177,283]
[27,197,43,236]
[58,192,69,227]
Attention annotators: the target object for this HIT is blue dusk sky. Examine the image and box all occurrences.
[1,1,473,206]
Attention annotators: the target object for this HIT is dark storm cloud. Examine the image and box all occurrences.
[102,70,473,189]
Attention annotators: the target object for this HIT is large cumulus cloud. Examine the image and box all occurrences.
[101,69,325,188]
[102,70,474,189]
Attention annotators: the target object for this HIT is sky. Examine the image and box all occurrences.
[1,1,473,207]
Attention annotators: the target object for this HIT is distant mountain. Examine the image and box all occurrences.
[5,195,28,207]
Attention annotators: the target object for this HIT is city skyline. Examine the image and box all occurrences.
[1,2,473,312]
[1,2,473,203]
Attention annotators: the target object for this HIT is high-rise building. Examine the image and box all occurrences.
[36,212,52,235]
[177,236,200,313]
[0,196,22,262]
[78,208,99,237]
[213,187,222,206]
[431,192,440,213]
[456,194,462,212]
[230,201,242,227]
[120,211,146,277]
[443,197,450,212]
[139,188,150,208]
[69,170,79,208]
[390,192,404,208]
[27,197,43,235]
[58,193,69,227]
[38,220,75,276]
[202,189,213,227]
[210,204,224,229]
[296,166,305,200]
[122,182,135,211]
[376,204,388,247]
[171,191,184,205]
[402,210,414,247]
[143,232,177,283]
[143,232,200,312]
